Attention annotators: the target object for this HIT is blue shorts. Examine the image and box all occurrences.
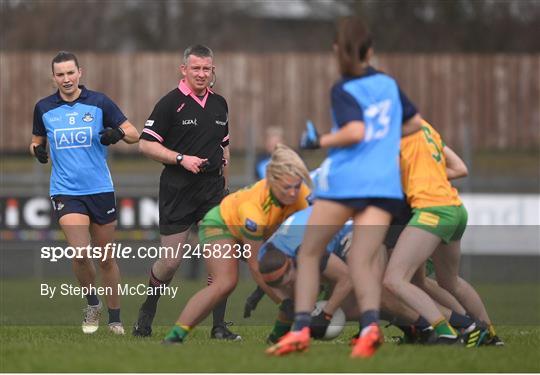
[50,192,117,225]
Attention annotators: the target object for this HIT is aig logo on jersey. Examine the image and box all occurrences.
[54,127,92,149]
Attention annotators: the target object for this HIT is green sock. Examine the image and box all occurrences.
[270,320,292,340]
[164,324,190,342]
[434,319,457,337]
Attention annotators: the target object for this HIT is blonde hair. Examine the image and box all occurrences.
[266,144,312,188]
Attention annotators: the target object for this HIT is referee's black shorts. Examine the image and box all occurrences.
[159,168,226,235]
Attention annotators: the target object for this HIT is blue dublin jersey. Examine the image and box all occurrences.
[33,86,127,196]
[315,67,417,200]
[258,206,353,261]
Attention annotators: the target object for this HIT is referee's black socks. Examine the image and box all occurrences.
[212,298,228,327]
[142,268,172,313]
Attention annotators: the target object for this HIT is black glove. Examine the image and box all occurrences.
[243,286,266,318]
[33,144,48,164]
[310,309,332,339]
[299,120,320,150]
[99,127,125,145]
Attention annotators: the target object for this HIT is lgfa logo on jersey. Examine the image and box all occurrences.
[182,118,198,126]
[82,112,94,122]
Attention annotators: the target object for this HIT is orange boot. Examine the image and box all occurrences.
[350,323,383,358]
[266,327,310,356]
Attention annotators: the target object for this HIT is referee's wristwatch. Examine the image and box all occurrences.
[176,153,184,166]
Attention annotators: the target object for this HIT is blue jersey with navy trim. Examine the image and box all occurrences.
[33,86,127,195]
[258,206,353,261]
[315,67,417,200]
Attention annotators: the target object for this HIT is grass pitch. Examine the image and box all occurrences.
[1,279,539,372]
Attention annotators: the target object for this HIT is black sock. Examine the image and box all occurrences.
[379,310,394,323]
[397,325,414,336]
[250,286,266,304]
[385,315,413,327]
[108,308,121,324]
[292,312,311,331]
[449,311,474,329]
[142,268,170,313]
[213,297,228,327]
[414,316,431,330]
[360,310,379,330]
[207,273,228,327]
[86,293,99,306]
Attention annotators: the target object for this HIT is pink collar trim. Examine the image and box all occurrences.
[178,79,213,108]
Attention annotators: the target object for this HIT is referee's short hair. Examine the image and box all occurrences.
[183,44,214,64]
[51,51,80,73]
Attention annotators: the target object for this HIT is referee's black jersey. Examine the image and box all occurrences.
[141,80,230,174]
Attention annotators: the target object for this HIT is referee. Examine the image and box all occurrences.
[133,45,238,340]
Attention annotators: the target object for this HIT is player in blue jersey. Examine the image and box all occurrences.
[30,51,139,334]
[267,17,423,358]
[258,207,461,345]
[258,207,353,341]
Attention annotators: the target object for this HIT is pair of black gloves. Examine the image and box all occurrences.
[32,127,125,164]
